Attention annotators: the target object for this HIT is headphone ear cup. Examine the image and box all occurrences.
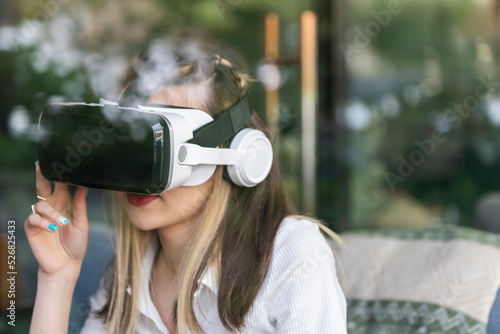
[227,129,273,187]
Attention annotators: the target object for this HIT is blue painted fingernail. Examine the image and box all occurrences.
[48,224,58,231]
[58,216,69,225]
[35,160,39,167]
[86,189,89,197]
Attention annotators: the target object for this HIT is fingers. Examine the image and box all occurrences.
[54,182,70,196]
[35,162,52,199]
[32,201,71,229]
[33,161,88,232]
[25,213,60,232]
[72,187,88,227]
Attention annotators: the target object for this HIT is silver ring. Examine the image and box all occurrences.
[31,204,36,215]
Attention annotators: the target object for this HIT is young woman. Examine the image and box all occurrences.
[25,38,347,334]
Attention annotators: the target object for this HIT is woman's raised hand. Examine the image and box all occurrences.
[26,162,91,333]
[25,162,89,278]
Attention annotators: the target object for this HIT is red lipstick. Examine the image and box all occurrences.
[126,193,160,206]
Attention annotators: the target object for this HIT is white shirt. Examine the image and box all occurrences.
[81,217,347,333]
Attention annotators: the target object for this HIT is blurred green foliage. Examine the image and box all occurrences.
[346,0,500,227]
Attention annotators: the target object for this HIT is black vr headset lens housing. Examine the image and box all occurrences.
[38,103,172,194]
[38,93,273,194]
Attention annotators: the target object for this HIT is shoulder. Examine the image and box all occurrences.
[276,216,327,239]
[265,216,338,286]
[273,216,335,263]
[255,217,347,332]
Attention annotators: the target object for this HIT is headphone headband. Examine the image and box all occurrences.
[188,93,253,148]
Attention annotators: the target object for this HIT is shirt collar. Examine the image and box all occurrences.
[196,261,218,296]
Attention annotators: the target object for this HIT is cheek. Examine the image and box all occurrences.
[159,185,211,216]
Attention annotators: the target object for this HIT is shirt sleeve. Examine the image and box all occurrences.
[80,276,108,333]
[266,218,347,334]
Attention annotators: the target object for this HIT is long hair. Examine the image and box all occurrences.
[95,37,340,333]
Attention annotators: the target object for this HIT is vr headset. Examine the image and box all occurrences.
[37,93,273,194]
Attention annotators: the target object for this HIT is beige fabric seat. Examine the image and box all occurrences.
[336,226,500,333]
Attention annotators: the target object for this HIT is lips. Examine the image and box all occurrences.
[126,193,160,206]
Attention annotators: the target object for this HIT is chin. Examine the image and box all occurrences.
[114,188,206,231]
[129,220,159,231]
[121,205,183,231]
[121,207,163,231]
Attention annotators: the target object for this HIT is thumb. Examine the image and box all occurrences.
[72,187,88,227]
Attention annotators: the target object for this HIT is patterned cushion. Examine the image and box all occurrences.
[337,226,500,334]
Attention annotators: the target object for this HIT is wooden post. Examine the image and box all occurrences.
[265,13,280,133]
[301,11,317,214]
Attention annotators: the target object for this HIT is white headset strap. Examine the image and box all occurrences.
[177,144,237,166]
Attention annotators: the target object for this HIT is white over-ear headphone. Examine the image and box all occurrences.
[173,128,273,188]
[227,128,273,187]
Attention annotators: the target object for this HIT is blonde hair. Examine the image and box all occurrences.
[96,37,341,334]
[101,194,151,333]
